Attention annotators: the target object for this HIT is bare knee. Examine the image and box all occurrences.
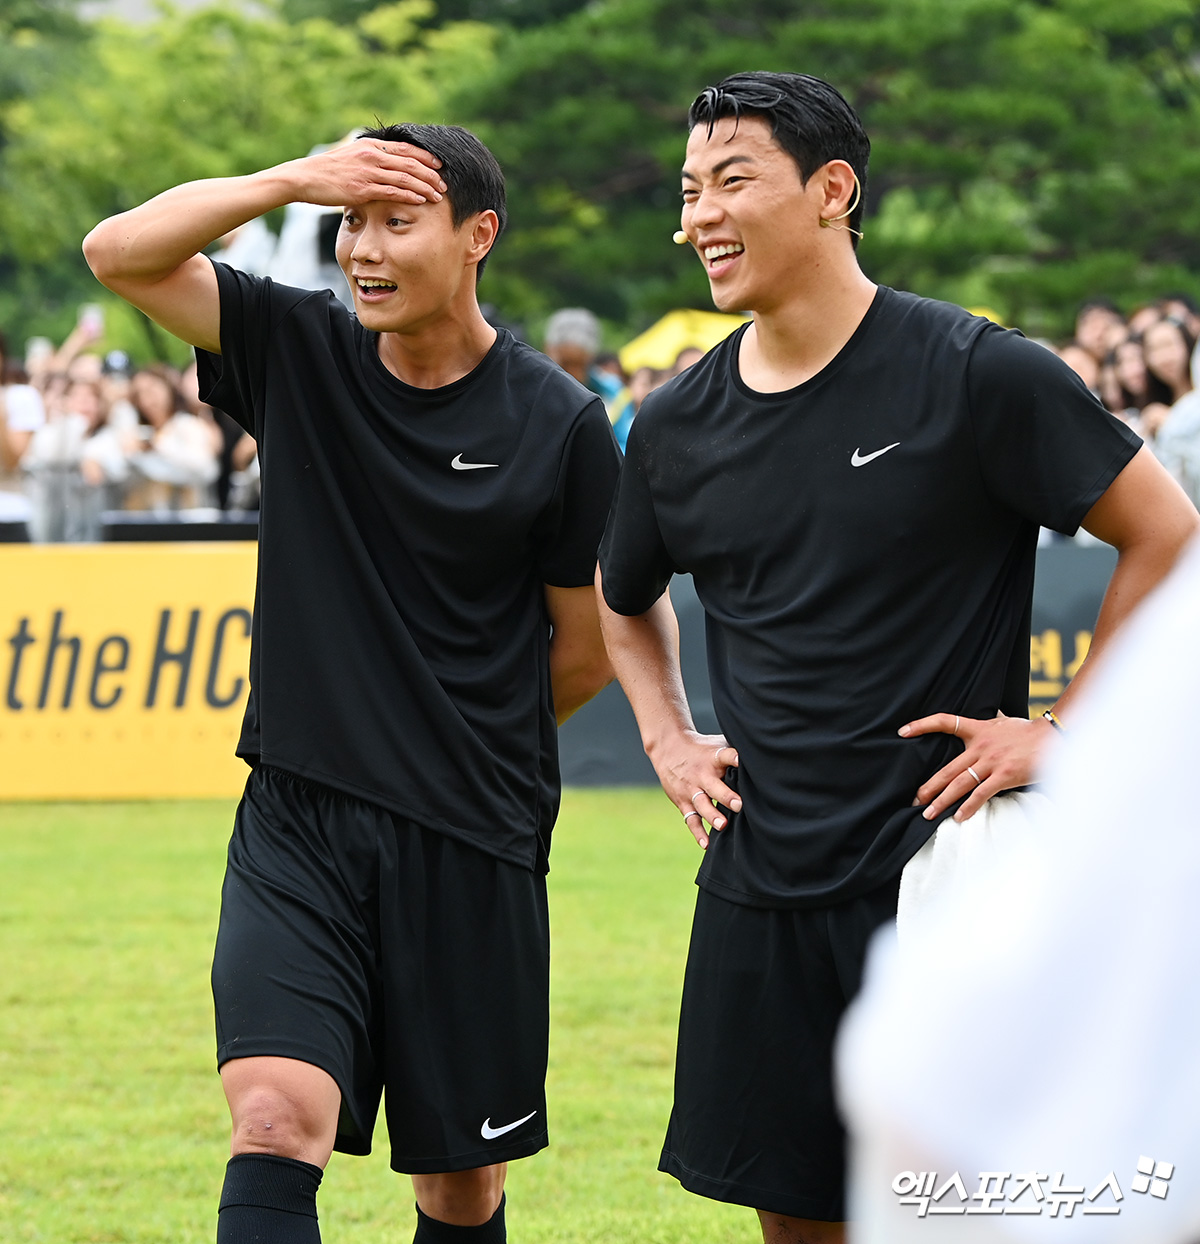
[757,1210,845,1244]
[222,1057,340,1168]
[413,1163,507,1226]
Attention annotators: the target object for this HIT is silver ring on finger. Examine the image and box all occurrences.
[692,790,707,805]
[683,810,702,822]
[967,765,982,784]
[953,715,960,736]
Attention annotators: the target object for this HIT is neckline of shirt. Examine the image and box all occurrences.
[358,323,507,403]
[727,285,890,403]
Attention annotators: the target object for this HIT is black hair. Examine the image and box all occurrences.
[687,71,870,244]
[1164,291,1199,315]
[1076,296,1121,319]
[359,123,506,278]
[1138,317,1196,404]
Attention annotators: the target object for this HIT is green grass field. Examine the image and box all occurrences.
[0,790,751,1243]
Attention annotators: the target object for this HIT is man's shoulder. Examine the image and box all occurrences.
[882,286,994,348]
[212,259,350,331]
[499,334,604,423]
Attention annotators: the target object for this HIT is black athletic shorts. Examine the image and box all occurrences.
[212,765,550,1173]
[659,877,900,1221]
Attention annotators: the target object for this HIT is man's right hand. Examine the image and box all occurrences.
[648,730,741,849]
[285,138,445,209]
[82,135,447,355]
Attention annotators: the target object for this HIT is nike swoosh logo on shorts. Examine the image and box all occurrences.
[480,1110,538,1140]
[452,453,499,470]
[850,442,901,467]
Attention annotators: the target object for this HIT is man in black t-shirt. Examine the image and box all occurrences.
[596,73,1198,1244]
[84,125,620,1244]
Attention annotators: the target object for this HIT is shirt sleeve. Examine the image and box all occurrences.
[968,325,1142,535]
[194,259,313,437]
[597,414,679,615]
[532,397,623,588]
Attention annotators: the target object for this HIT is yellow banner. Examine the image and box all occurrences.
[1,544,256,799]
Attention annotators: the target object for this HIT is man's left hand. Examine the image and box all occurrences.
[898,711,1055,822]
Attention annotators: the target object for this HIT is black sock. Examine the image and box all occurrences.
[413,1192,506,1243]
[217,1153,324,1243]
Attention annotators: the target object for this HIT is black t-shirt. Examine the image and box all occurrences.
[599,286,1140,908]
[197,261,621,871]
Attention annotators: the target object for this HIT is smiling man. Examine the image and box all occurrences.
[595,72,1198,1243]
[83,124,620,1244]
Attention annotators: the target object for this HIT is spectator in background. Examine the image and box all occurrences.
[1141,316,1195,442]
[1073,297,1125,365]
[22,376,110,540]
[1161,292,1200,341]
[0,331,46,490]
[1110,335,1152,424]
[126,364,222,509]
[543,308,624,409]
[1056,341,1099,395]
[611,364,669,452]
[671,346,705,376]
[1127,302,1162,337]
[594,351,627,388]
[179,359,258,509]
[1146,318,1200,512]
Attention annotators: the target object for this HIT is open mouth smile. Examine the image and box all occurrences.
[703,243,744,276]
[355,278,398,300]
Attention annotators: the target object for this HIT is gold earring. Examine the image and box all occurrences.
[673,230,688,245]
[819,172,864,239]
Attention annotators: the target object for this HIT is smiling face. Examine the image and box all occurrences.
[335,193,490,335]
[1142,319,1192,394]
[680,115,837,315]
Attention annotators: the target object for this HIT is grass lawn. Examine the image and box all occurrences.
[0,790,751,1243]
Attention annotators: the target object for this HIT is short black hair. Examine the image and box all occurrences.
[1163,290,1199,315]
[358,123,507,278]
[687,71,870,244]
[1076,297,1121,319]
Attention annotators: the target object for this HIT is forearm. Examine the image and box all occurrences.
[595,578,694,758]
[549,643,613,725]
[1054,525,1195,718]
[83,166,299,285]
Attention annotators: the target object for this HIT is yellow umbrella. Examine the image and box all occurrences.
[619,308,747,373]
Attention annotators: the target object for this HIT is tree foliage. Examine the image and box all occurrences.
[459,0,1200,335]
[1,0,1199,351]
[0,0,494,349]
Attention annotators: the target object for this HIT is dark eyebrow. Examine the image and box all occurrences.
[681,154,757,183]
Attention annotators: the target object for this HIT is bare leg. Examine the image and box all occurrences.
[757,1210,845,1244]
[412,1164,507,1226]
[221,1055,342,1168]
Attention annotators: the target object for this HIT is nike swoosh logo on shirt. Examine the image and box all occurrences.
[480,1110,538,1140]
[850,442,901,467]
[452,453,499,470]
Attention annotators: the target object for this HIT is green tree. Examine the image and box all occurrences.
[0,0,493,355]
[459,0,1200,336]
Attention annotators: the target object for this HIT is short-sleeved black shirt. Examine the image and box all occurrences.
[599,286,1140,907]
[197,261,621,872]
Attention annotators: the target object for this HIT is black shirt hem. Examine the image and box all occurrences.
[251,753,540,873]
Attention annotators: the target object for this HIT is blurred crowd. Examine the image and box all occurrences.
[542,306,705,452]
[5,290,1199,543]
[0,317,258,541]
[1050,293,1200,511]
